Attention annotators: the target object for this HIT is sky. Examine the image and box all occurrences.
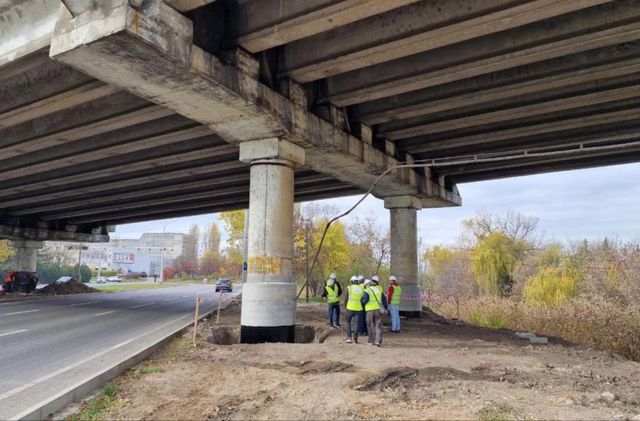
[113,163,640,247]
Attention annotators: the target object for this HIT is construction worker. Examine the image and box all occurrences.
[343,275,364,343]
[361,278,388,347]
[322,273,342,328]
[387,275,402,333]
[356,275,367,336]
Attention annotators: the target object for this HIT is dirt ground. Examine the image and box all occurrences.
[87,303,640,420]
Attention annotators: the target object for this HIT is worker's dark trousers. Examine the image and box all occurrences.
[327,303,340,326]
[358,310,367,335]
[344,310,362,341]
[366,310,383,345]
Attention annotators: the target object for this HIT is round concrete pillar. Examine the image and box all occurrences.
[14,240,43,272]
[239,139,304,343]
[385,196,422,317]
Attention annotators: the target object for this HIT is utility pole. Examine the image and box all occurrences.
[305,220,310,302]
[242,209,249,283]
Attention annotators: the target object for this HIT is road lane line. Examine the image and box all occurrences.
[131,302,156,309]
[69,301,98,307]
[0,329,28,337]
[2,309,39,316]
[94,311,116,316]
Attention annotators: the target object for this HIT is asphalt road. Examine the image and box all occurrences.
[0,285,234,420]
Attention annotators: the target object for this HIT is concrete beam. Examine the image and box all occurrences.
[233,0,419,53]
[401,106,640,154]
[283,0,610,82]
[0,224,108,242]
[325,2,640,106]
[356,54,640,125]
[0,160,247,208]
[165,0,217,12]
[381,84,640,140]
[49,0,457,205]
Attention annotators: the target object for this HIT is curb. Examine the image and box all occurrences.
[14,298,231,421]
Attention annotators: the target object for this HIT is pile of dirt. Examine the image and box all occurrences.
[37,280,98,295]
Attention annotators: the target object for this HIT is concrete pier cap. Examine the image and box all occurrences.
[239,138,305,343]
[384,195,423,317]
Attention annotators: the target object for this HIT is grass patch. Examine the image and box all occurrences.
[130,362,164,379]
[470,312,508,329]
[477,401,517,421]
[70,384,121,421]
[297,295,325,304]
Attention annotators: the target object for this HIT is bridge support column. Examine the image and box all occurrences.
[385,196,422,317]
[239,138,305,343]
[14,240,43,272]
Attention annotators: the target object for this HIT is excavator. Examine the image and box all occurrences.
[1,271,38,294]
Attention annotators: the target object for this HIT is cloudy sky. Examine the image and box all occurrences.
[113,162,640,246]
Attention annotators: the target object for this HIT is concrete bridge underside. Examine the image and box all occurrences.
[2,0,640,341]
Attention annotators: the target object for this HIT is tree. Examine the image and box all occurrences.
[200,250,222,276]
[0,241,13,263]
[471,232,526,296]
[207,222,221,253]
[178,225,200,277]
[220,210,245,276]
[462,211,539,246]
[424,246,475,297]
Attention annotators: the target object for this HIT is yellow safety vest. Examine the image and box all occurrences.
[325,284,340,304]
[346,284,364,311]
[391,285,402,305]
[364,287,382,312]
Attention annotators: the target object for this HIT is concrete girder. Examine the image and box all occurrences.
[90,186,361,227]
[356,53,640,125]
[0,144,238,195]
[0,126,211,180]
[0,81,119,129]
[437,143,640,178]
[232,0,419,53]
[400,106,640,154]
[67,182,357,225]
[48,0,456,205]
[325,1,640,106]
[381,84,640,140]
[38,173,332,220]
[0,224,108,242]
[0,160,247,208]
[448,148,640,184]
[8,170,326,215]
[424,126,640,160]
[164,0,217,12]
[283,0,611,83]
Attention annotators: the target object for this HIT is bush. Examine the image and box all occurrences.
[523,267,577,306]
[440,296,640,361]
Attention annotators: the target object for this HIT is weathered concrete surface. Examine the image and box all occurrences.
[239,139,303,343]
[49,0,456,205]
[385,196,422,315]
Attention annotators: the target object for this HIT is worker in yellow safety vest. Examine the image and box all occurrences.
[387,275,402,333]
[361,278,388,347]
[343,275,364,343]
[322,273,342,329]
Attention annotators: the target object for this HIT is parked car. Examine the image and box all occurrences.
[97,276,107,284]
[215,278,232,293]
[139,272,148,278]
[107,276,122,282]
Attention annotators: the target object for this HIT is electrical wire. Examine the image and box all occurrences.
[296,138,640,297]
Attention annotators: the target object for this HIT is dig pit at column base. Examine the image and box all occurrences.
[240,325,295,343]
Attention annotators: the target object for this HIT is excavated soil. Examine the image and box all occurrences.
[37,280,98,295]
[72,302,640,420]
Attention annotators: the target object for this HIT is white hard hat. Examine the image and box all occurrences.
[350,275,357,283]
[357,275,364,281]
[327,278,335,286]
[389,275,398,282]
[364,278,373,286]
[371,275,380,283]
[330,272,337,280]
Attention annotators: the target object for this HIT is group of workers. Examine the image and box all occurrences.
[322,273,402,347]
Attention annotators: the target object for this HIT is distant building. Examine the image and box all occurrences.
[45,233,188,276]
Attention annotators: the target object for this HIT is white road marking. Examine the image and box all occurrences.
[2,309,38,316]
[94,311,116,316]
[0,302,19,306]
[131,302,156,309]
[0,329,28,337]
[68,301,98,307]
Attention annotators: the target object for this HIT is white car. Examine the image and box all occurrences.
[106,276,122,282]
